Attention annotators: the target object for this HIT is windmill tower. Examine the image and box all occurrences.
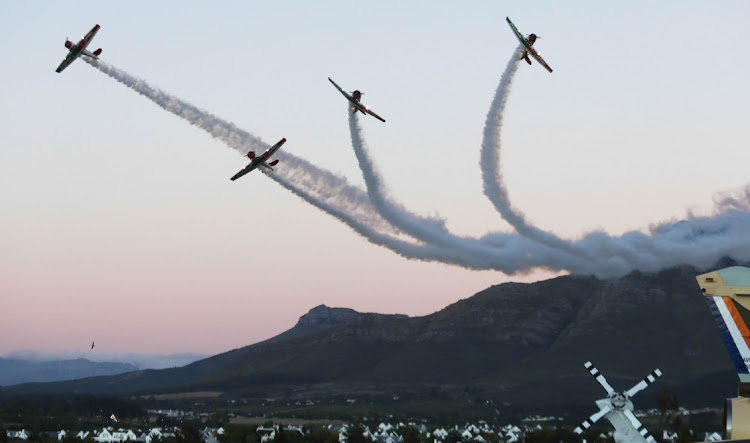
[574,361,663,443]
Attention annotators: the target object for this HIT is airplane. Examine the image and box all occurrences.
[56,24,102,73]
[328,77,386,123]
[506,17,553,73]
[90,341,95,350]
[230,138,286,181]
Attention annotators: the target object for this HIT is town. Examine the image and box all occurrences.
[2,405,723,442]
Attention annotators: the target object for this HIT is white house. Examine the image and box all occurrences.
[6,429,30,440]
[500,425,523,443]
[93,428,136,442]
[257,425,277,443]
[432,427,449,441]
[147,427,177,443]
[203,427,224,443]
[704,431,723,442]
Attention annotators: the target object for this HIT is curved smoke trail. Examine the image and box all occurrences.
[342,52,750,274]
[473,47,750,270]
[344,107,632,274]
[479,48,659,267]
[85,58,396,237]
[84,58,750,277]
[480,47,587,255]
[84,58,578,273]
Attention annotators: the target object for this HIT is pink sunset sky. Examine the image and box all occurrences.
[2,1,749,356]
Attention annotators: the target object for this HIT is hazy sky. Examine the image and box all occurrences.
[2,1,749,356]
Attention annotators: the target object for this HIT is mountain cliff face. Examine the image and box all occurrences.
[0,265,737,409]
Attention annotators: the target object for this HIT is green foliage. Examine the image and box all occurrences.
[218,424,259,443]
[304,427,339,443]
[443,430,462,443]
[176,422,203,443]
[398,426,422,443]
[655,388,679,418]
[72,394,145,418]
[278,428,304,443]
[478,431,500,443]
[345,423,368,443]
[522,427,581,443]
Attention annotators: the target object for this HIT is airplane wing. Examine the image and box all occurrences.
[365,108,386,123]
[230,162,258,181]
[55,53,77,73]
[80,24,100,50]
[265,138,286,157]
[328,77,353,102]
[527,47,553,73]
[506,17,528,46]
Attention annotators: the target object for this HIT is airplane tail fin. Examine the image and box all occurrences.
[525,55,532,65]
[703,296,750,379]
[697,268,750,383]
[93,48,102,57]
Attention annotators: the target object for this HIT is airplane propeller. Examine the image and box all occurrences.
[574,404,613,434]
[623,408,657,443]
[625,369,662,398]
[584,361,615,395]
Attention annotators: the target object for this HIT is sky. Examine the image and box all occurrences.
[2,1,749,356]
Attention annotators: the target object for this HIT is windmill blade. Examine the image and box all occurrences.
[625,368,662,398]
[574,404,612,434]
[584,361,615,394]
[622,408,656,443]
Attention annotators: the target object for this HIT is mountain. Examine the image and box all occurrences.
[0,358,138,386]
[2,351,210,371]
[0,264,738,411]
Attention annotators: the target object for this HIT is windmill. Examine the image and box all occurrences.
[574,361,663,443]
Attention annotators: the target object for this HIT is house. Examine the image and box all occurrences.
[500,425,524,443]
[257,425,277,443]
[203,427,224,443]
[704,432,723,441]
[432,427,449,441]
[147,427,177,443]
[94,428,136,442]
[45,430,67,441]
[6,429,31,440]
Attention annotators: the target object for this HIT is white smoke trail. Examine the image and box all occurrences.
[476,47,750,272]
[480,47,587,255]
[344,107,627,274]
[479,49,656,267]
[84,58,578,273]
[85,58,397,237]
[85,58,750,277]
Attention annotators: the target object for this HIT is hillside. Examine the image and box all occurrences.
[0,358,138,386]
[0,264,738,410]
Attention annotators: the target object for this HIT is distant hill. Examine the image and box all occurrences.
[0,358,138,386]
[0,263,739,411]
[2,350,209,370]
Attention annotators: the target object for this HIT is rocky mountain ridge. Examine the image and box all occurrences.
[0,264,738,410]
